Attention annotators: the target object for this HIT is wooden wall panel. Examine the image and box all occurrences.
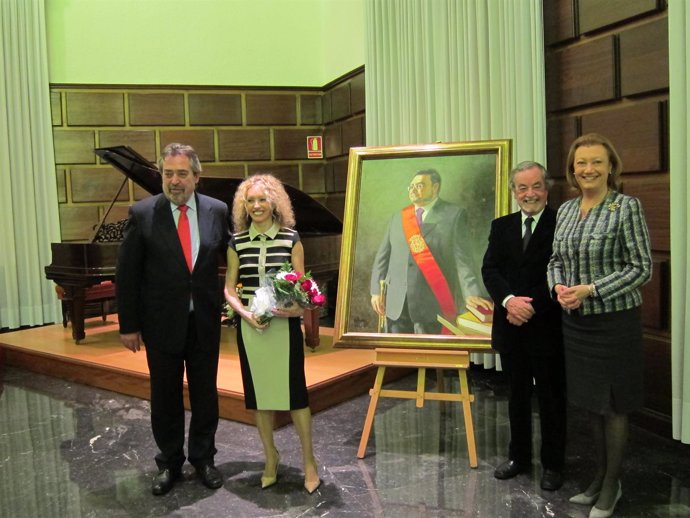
[543,0,576,45]
[51,92,62,126]
[341,116,365,152]
[274,128,318,160]
[247,163,299,189]
[159,130,215,161]
[330,83,351,121]
[581,102,662,173]
[56,168,66,203]
[324,124,342,158]
[546,116,578,177]
[620,18,669,96]
[49,69,362,244]
[66,92,124,126]
[200,164,246,179]
[301,162,326,194]
[105,205,131,224]
[322,90,333,123]
[246,94,297,125]
[98,130,156,162]
[623,174,670,252]
[218,129,270,161]
[129,93,184,126]
[59,205,99,241]
[579,0,658,34]
[133,183,151,201]
[71,168,129,203]
[331,158,348,192]
[547,37,616,110]
[189,93,242,126]
[53,130,96,164]
[350,73,366,115]
[300,94,323,125]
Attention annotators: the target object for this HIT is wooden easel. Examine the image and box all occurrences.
[357,347,477,468]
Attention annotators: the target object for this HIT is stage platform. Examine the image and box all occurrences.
[0,315,396,427]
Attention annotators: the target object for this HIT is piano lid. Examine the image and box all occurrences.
[96,146,342,234]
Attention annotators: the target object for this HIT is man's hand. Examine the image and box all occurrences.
[120,332,142,353]
[371,294,385,316]
[465,295,494,311]
[505,296,535,326]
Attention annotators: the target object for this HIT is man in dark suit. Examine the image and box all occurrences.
[370,168,491,334]
[481,161,566,491]
[116,143,229,495]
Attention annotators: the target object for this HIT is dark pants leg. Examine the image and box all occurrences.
[146,346,186,471]
[145,317,220,470]
[185,321,220,467]
[500,352,534,466]
[533,352,567,470]
[501,350,567,470]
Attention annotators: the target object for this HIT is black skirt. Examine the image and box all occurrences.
[562,307,643,414]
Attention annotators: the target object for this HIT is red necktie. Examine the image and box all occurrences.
[177,205,193,271]
[416,207,424,227]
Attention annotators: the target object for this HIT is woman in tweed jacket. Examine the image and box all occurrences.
[547,134,651,518]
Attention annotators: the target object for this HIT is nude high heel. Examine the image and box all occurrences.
[303,459,321,494]
[261,449,280,489]
[589,481,622,518]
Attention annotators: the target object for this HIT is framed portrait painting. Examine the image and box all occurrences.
[333,139,512,350]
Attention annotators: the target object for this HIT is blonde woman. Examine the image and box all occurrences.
[224,174,320,494]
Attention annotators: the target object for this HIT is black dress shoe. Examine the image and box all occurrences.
[540,469,563,491]
[494,459,527,480]
[151,468,180,496]
[197,464,223,489]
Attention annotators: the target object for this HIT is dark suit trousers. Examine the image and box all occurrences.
[500,348,566,470]
[145,315,219,470]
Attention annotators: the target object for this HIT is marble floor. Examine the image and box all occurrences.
[1,364,689,518]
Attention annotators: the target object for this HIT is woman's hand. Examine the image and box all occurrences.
[555,284,590,310]
[238,308,271,330]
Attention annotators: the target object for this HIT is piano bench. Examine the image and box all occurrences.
[54,281,116,328]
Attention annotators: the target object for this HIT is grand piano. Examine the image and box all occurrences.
[45,146,343,343]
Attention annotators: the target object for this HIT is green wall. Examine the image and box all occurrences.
[46,0,365,86]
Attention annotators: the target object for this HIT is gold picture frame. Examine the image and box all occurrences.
[333,139,512,350]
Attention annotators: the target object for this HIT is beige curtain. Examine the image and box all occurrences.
[669,0,690,444]
[0,0,61,329]
[365,0,546,368]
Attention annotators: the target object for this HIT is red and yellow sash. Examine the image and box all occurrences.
[401,205,457,333]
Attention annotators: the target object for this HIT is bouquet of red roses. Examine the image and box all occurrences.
[249,263,326,330]
[272,262,326,309]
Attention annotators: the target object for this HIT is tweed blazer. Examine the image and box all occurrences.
[547,191,651,315]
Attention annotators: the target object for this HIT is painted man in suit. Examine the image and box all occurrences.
[370,168,491,334]
[481,161,566,491]
[116,143,229,495]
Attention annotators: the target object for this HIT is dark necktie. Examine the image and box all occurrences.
[177,205,193,271]
[522,216,534,251]
[416,207,424,227]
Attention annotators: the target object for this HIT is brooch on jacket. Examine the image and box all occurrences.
[607,202,620,212]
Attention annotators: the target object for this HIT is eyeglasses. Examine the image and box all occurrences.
[407,182,426,192]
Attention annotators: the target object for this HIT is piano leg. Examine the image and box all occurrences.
[65,287,87,344]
